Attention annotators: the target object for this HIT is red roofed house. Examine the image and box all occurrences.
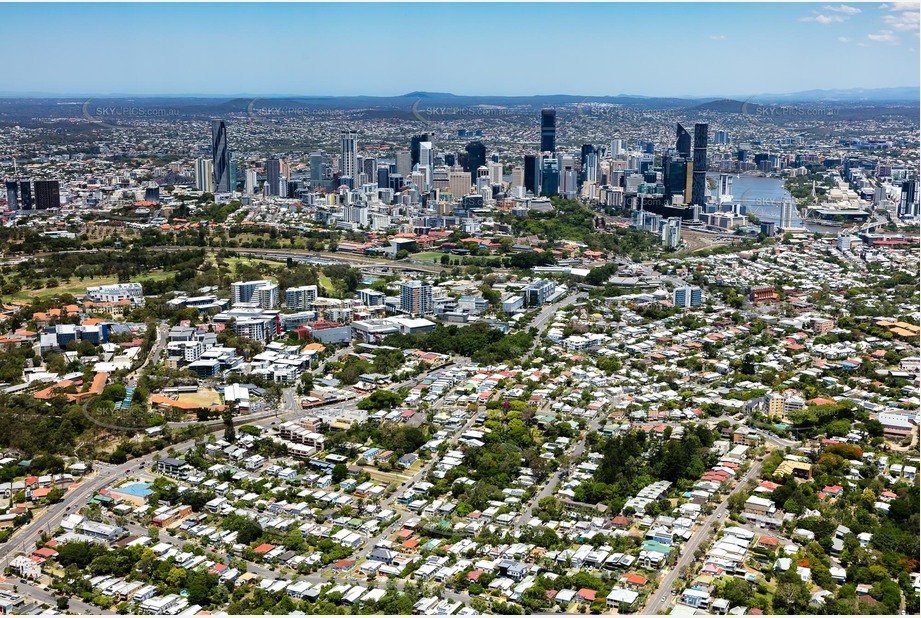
[623,573,648,588]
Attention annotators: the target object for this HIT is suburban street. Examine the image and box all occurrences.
[643,457,764,614]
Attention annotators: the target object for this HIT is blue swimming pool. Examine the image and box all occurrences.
[114,482,153,497]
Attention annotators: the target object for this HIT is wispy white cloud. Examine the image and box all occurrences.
[868,30,898,43]
[837,36,852,43]
[824,4,862,14]
[799,13,847,24]
[880,2,920,32]
[709,34,727,40]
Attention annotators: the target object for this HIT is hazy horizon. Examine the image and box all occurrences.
[0,2,918,98]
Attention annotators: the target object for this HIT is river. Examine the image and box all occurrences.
[707,173,843,234]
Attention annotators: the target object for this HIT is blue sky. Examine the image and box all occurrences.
[0,2,917,97]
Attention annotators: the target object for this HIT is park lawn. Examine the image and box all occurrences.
[412,251,446,263]
[218,254,284,272]
[319,274,336,293]
[8,270,175,303]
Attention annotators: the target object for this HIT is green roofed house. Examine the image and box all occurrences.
[89,494,114,506]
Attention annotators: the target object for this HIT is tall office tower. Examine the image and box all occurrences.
[690,123,708,207]
[610,139,625,157]
[265,158,281,196]
[661,217,682,249]
[444,153,456,167]
[396,151,412,177]
[717,173,733,202]
[362,157,377,184]
[309,151,327,186]
[18,180,32,210]
[488,161,504,185]
[5,180,18,209]
[410,170,427,194]
[211,119,231,192]
[713,130,730,145]
[779,198,795,230]
[377,165,390,190]
[195,158,214,192]
[465,141,486,184]
[900,179,919,218]
[559,157,577,198]
[413,142,435,173]
[340,130,358,179]
[540,156,559,196]
[33,180,60,210]
[511,166,524,189]
[540,109,556,153]
[524,154,540,195]
[448,171,472,198]
[676,123,692,159]
[432,166,450,192]
[410,134,429,167]
[245,169,258,195]
[400,281,433,316]
[581,144,598,184]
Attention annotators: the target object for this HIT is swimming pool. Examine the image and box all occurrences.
[113,482,153,497]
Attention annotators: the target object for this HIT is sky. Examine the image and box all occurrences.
[0,2,918,98]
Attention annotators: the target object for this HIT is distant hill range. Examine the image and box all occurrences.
[0,87,914,124]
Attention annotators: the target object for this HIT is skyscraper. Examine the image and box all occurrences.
[400,281,432,316]
[33,180,60,210]
[524,154,540,195]
[265,158,281,196]
[580,144,598,184]
[899,179,919,218]
[340,130,358,179]
[540,156,559,197]
[5,180,18,209]
[19,180,32,210]
[448,171,472,198]
[211,119,231,193]
[465,141,486,184]
[676,123,692,159]
[410,134,429,168]
[417,142,434,191]
[540,109,556,153]
[661,217,682,248]
[309,151,327,187]
[691,123,708,207]
[195,158,213,192]
[395,151,412,178]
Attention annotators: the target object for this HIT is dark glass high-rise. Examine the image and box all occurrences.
[212,120,231,193]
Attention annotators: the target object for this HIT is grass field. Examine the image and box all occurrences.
[7,270,175,303]
[412,251,445,263]
[176,388,222,408]
[319,274,335,293]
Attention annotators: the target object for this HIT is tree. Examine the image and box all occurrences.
[332,463,348,484]
[223,412,235,443]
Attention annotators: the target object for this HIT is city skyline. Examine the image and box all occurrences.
[0,2,918,98]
